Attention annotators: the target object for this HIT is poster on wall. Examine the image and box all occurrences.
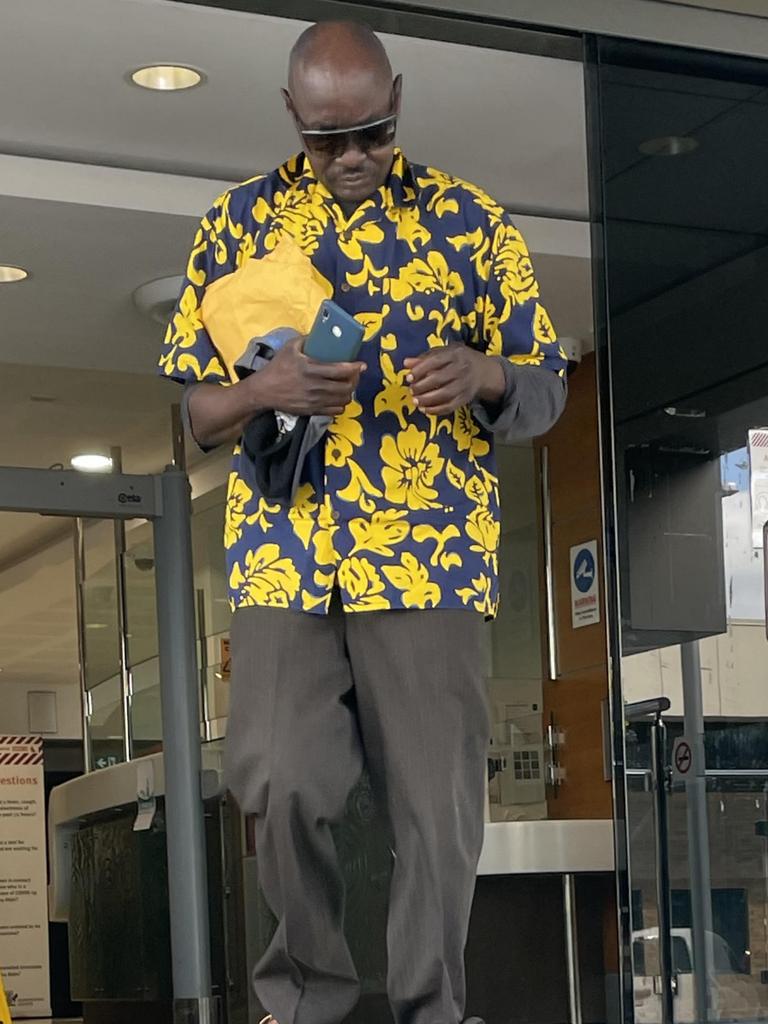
[0,736,51,1019]
[748,429,768,549]
[570,540,600,629]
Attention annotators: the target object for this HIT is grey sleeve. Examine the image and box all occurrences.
[471,357,567,444]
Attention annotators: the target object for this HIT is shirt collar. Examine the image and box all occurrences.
[285,148,419,211]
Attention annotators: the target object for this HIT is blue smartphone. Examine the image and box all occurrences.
[303,300,364,363]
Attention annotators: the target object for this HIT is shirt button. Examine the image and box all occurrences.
[332,511,340,522]
[340,283,351,293]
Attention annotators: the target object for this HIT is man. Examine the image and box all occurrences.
[160,20,566,1024]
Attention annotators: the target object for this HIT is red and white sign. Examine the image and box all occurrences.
[748,429,768,549]
[0,736,51,1018]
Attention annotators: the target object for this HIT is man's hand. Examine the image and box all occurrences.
[404,344,506,417]
[257,336,366,417]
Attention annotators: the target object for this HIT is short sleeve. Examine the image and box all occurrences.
[158,203,231,386]
[481,215,567,381]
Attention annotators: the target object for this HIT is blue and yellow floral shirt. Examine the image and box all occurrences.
[160,150,566,616]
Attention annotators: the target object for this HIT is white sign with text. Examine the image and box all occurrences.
[570,540,600,629]
[0,736,51,1018]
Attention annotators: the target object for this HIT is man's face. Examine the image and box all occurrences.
[284,68,401,204]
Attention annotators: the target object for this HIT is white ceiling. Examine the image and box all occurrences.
[0,0,592,698]
[0,198,197,374]
[0,0,588,213]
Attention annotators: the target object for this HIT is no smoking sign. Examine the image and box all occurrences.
[672,736,695,783]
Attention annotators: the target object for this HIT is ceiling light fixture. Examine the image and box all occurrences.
[132,276,184,324]
[71,453,114,473]
[0,265,29,283]
[639,135,699,157]
[130,64,204,91]
[664,407,706,419]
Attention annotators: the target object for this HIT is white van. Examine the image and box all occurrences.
[633,928,739,1023]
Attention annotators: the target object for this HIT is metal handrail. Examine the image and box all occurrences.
[625,697,672,722]
[628,768,768,778]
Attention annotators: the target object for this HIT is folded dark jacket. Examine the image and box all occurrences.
[235,329,330,502]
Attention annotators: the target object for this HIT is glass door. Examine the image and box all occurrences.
[593,36,768,1023]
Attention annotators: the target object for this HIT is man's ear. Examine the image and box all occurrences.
[392,74,403,115]
[281,87,294,114]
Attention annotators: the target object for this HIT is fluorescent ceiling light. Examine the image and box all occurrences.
[71,453,113,473]
[664,407,706,419]
[0,266,28,283]
[639,136,699,157]
[130,65,204,91]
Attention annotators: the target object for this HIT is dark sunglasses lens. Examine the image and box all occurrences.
[306,133,346,158]
[357,119,396,150]
[303,118,396,158]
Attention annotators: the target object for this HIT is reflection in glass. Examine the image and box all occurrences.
[124,522,158,668]
[598,38,768,1022]
[82,519,121,691]
[485,444,546,823]
[88,673,124,769]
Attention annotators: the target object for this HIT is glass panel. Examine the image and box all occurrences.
[82,519,120,690]
[131,657,162,755]
[192,488,230,638]
[124,522,158,668]
[486,443,547,823]
[89,674,123,769]
[202,632,231,728]
[597,37,768,1024]
[192,488,231,736]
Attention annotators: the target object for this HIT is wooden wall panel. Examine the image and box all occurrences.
[537,353,613,821]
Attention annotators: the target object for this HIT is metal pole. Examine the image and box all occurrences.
[72,519,92,773]
[540,445,559,680]
[111,446,133,764]
[563,873,583,1024]
[681,641,714,1024]
[197,589,212,744]
[651,714,675,1024]
[171,403,187,470]
[153,466,217,1024]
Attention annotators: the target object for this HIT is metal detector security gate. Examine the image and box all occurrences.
[0,465,216,1024]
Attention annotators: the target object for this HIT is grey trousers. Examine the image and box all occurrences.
[224,599,490,1024]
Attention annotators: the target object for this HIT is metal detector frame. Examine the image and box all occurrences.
[0,464,216,1024]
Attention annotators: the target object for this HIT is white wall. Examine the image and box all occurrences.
[0,681,82,739]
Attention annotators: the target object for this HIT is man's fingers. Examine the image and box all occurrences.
[404,349,454,382]
[409,367,457,397]
[304,359,366,382]
[413,386,461,413]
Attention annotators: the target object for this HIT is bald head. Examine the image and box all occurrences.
[283,21,401,203]
[288,21,392,94]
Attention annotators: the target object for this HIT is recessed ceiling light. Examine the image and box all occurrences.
[639,135,699,157]
[0,265,28,283]
[664,407,706,418]
[130,65,204,91]
[71,453,114,473]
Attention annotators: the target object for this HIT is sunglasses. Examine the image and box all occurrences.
[298,113,398,159]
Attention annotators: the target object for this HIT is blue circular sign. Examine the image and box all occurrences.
[573,548,595,594]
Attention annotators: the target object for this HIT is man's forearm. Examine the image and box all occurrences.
[187,378,269,450]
